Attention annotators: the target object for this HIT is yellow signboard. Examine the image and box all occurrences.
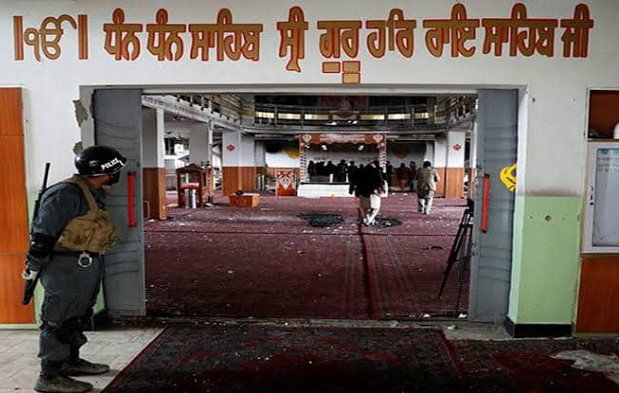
[500,163,517,192]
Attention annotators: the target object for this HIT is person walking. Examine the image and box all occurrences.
[416,160,440,214]
[23,145,126,393]
[350,161,384,226]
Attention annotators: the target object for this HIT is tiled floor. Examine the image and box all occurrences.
[0,328,162,392]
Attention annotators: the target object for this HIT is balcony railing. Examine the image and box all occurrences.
[249,103,426,128]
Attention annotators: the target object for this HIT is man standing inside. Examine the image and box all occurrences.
[416,160,440,215]
[385,160,393,191]
[23,145,126,393]
[408,161,417,192]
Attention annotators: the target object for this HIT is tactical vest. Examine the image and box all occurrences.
[56,177,117,254]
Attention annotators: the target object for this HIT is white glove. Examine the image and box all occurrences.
[21,269,38,280]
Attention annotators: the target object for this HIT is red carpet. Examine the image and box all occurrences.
[146,194,467,319]
[146,232,368,319]
[103,325,619,393]
[451,339,619,392]
[362,234,466,318]
[102,325,463,393]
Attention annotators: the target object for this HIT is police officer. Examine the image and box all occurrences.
[24,146,126,393]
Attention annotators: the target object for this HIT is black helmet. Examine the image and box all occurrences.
[75,146,127,176]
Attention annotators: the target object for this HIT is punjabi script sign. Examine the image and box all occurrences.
[11,3,595,84]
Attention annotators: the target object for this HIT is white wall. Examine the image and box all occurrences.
[189,123,209,165]
[0,0,617,199]
[446,131,466,168]
[254,141,266,167]
[222,131,255,166]
[387,143,425,167]
[266,149,299,167]
[434,136,447,168]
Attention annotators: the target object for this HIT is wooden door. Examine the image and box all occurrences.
[0,88,34,324]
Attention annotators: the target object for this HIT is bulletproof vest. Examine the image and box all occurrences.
[56,177,116,254]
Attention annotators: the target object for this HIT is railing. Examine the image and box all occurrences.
[248,97,476,129]
[249,103,424,128]
[173,94,477,130]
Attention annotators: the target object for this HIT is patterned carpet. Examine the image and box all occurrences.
[102,325,619,393]
[102,325,463,393]
[145,194,467,319]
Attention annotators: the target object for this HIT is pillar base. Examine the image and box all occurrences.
[504,317,572,338]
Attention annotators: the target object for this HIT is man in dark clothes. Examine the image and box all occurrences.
[325,160,337,182]
[307,160,317,177]
[335,159,347,182]
[347,161,357,183]
[350,161,385,226]
[386,161,394,190]
[24,146,126,393]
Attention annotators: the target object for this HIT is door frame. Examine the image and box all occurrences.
[78,84,525,321]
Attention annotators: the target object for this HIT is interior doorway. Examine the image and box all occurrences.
[89,88,518,323]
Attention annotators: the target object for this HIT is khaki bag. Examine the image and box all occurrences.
[56,177,116,254]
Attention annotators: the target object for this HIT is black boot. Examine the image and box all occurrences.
[34,375,93,393]
[62,358,110,376]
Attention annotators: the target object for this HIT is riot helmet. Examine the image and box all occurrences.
[75,146,127,180]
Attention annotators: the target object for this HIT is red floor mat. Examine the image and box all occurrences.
[146,232,368,319]
[363,234,467,318]
[146,195,466,319]
[102,325,464,393]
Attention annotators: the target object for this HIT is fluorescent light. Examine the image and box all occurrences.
[255,111,275,119]
[387,113,412,120]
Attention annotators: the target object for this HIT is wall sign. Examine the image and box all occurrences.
[500,163,517,192]
[11,3,594,84]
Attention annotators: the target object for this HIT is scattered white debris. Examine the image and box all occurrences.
[552,350,619,384]
[387,321,398,328]
[458,313,467,319]
[227,270,234,274]
[317,273,322,277]
[446,325,457,331]
[422,313,431,318]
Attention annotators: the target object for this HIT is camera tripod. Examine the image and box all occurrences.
[437,203,473,316]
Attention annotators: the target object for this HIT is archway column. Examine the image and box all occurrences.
[222,131,257,195]
[142,107,167,220]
